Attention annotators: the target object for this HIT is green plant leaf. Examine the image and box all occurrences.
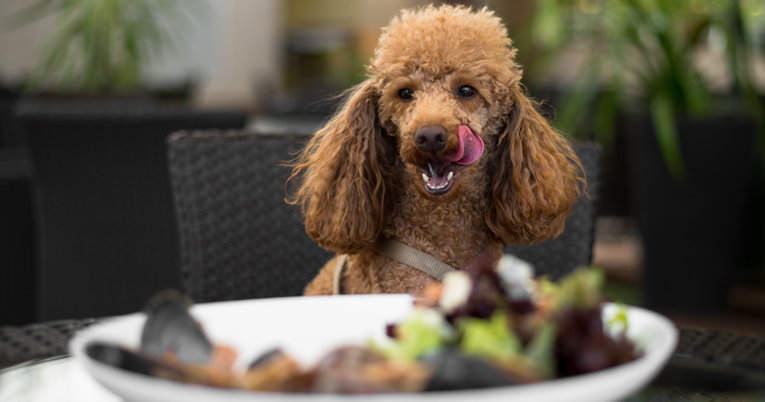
[650,92,687,181]
[555,51,603,138]
[593,91,618,150]
[532,0,566,48]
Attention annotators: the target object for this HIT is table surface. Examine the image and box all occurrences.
[2,356,765,402]
[0,357,119,402]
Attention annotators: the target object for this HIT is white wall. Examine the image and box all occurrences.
[187,0,283,111]
[0,0,56,83]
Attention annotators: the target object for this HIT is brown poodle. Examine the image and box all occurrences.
[289,4,584,296]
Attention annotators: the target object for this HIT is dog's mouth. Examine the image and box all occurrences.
[420,161,460,194]
[417,125,484,196]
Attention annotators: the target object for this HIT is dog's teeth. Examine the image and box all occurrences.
[428,162,435,176]
[422,173,430,182]
[447,171,453,181]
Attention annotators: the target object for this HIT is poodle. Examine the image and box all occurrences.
[289,4,584,296]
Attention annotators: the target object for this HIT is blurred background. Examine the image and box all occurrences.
[1,0,764,333]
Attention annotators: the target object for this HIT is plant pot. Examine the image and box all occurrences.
[18,76,198,108]
[0,84,23,147]
[597,119,633,217]
[629,113,759,313]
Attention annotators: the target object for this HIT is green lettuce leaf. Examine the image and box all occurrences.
[523,323,557,379]
[458,311,520,360]
[373,308,452,361]
[553,268,604,311]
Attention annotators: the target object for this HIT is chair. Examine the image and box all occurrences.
[503,143,602,279]
[17,102,248,321]
[0,319,96,369]
[167,130,332,303]
[169,132,600,302]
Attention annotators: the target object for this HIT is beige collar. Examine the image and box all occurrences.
[332,238,459,295]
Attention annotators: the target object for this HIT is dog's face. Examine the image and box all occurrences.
[369,6,520,202]
[290,5,583,254]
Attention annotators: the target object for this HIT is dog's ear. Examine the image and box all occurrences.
[288,80,396,254]
[485,86,584,245]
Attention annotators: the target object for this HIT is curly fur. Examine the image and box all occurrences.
[288,4,584,295]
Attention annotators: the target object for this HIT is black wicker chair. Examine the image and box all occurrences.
[17,103,248,322]
[503,143,602,279]
[0,319,96,369]
[168,130,332,303]
[169,132,599,302]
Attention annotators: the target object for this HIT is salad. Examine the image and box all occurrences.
[86,255,640,394]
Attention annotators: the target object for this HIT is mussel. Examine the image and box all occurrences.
[86,341,239,387]
[140,289,212,364]
[421,347,513,391]
[87,342,158,376]
[87,289,239,387]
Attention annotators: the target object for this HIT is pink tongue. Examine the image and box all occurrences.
[444,125,484,165]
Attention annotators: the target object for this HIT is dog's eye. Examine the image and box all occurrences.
[399,88,414,100]
[458,86,476,98]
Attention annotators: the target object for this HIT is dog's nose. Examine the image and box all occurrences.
[414,126,448,154]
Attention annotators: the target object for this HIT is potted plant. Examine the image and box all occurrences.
[5,0,204,101]
[529,0,765,312]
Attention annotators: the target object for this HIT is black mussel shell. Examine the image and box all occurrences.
[248,348,284,370]
[87,341,164,376]
[140,289,212,364]
[421,347,513,391]
[87,341,216,386]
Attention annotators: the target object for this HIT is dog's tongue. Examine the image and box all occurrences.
[445,125,484,165]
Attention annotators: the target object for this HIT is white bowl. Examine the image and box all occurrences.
[70,294,677,402]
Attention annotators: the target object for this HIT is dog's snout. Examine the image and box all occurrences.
[414,126,448,154]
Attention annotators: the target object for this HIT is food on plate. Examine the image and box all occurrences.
[86,257,641,394]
